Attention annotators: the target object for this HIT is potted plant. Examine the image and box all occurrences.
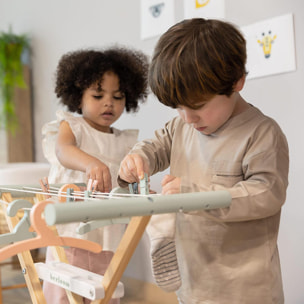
[0,27,30,133]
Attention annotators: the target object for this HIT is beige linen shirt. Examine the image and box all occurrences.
[129,105,289,304]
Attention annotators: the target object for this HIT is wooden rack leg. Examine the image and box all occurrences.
[92,215,151,304]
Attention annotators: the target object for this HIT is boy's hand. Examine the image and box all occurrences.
[86,160,112,193]
[161,175,181,195]
[119,154,149,184]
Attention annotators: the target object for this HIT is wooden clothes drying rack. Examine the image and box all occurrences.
[0,184,151,304]
[0,182,231,304]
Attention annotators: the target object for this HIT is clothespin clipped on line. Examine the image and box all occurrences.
[87,179,98,193]
[139,173,149,195]
[128,182,138,194]
[84,179,98,199]
[57,184,82,203]
[128,173,149,195]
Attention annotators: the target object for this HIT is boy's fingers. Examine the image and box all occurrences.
[134,155,149,180]
[137,167,145,180]
[119,157,139,183]
[126,157,140,181]
[119,154,149,183]
[128,155,146,181]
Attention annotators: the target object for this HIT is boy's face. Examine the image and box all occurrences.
[177,92,245,135]
[177,75,247,135]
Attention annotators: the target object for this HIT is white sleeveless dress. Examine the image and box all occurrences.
[42,110,138,249]
[42,110,138,304]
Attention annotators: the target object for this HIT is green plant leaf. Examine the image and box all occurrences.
[0,27,30,133]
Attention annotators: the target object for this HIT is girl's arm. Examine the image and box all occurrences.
[55,120,112,192]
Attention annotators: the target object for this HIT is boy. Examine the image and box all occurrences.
[118,18,289,304]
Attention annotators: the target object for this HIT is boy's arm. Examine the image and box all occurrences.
[56,120,112,192]
[118,118,176,187]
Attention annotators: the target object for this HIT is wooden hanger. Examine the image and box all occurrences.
[0,199,36,245]
[0,200,102,262]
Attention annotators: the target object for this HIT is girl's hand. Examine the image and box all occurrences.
[161,174,181,195]
[119,154,149,184]
[86,160,112,193]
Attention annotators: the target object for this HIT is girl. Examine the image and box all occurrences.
[42,47,149,303]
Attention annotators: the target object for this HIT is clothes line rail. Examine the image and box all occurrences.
[44,190,231,226]
[0,184,155,201]
[0,184,86,198]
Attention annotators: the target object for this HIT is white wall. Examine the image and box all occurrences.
[0,0,303,302]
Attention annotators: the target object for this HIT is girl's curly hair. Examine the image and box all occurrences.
[55,47,149,114]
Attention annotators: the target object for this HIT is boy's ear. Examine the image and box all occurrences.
[234,74,246,92]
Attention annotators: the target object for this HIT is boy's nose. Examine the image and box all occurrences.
[183,110,199,124]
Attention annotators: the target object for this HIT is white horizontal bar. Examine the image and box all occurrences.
[44,190,231,226]
[35,261,124,300]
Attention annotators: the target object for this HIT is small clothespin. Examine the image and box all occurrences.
[139,173,149,195]
[39,177,51,199]
[87,179,99,192]
[66,188,75,203]
[57,184,81,203]
[85,179,99,199]
[128,173,148,195]
[128,182,138,194]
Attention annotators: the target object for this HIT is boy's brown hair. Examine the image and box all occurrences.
[149,18,247,109]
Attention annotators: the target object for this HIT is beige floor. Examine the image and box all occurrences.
[0,262,178,304]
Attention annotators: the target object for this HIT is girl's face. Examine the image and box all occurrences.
[80,71,126,133]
